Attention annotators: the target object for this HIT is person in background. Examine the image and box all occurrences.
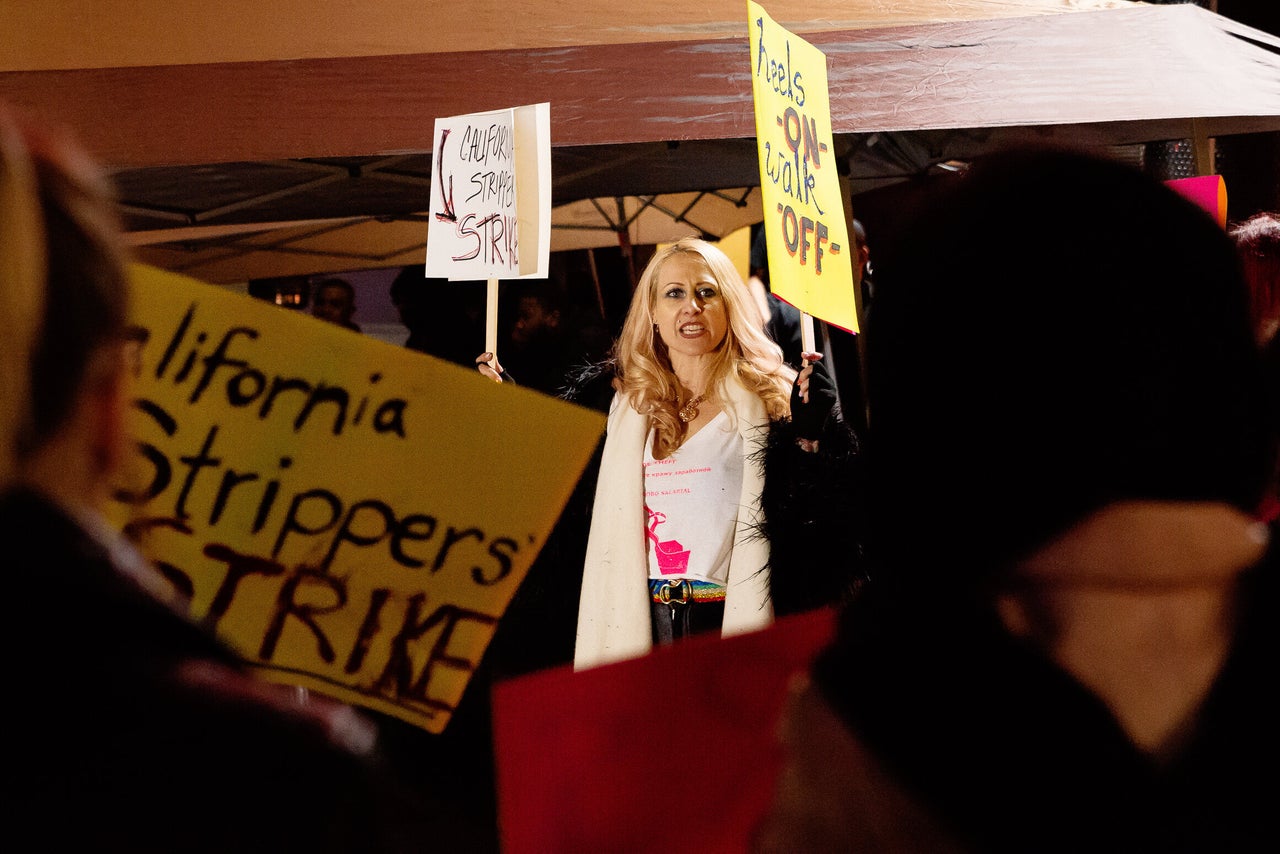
[0,106,419,852]
[510,278,562,347]
[476,278,584,396]
[823,217,873,435]
[1230,212,1280,522]
[573,237,864,670]
[749,220,872,435]
[1230,211,1280,348]
[755,147,1278,852]
[389,265,486,366]
[310,275,361,332]
[747,224,803,366]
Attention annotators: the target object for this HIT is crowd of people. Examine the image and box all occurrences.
[4,92,1278,850]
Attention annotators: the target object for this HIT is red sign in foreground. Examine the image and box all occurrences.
[492,607,837,853]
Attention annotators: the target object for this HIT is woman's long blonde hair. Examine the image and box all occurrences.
[614,238,795,456]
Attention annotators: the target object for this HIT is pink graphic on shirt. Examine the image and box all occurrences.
[645,507,690,575]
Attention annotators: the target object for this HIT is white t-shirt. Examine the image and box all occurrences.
[642,410,745,585]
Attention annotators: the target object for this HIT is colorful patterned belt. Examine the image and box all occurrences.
[649,578,727,604]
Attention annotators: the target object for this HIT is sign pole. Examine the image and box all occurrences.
[486,277,499,364]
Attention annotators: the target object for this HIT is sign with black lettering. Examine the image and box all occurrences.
[425,102,550,280]
[748,1,858,333]
[109,265,604,733]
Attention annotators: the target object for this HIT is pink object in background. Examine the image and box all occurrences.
[1166,174,1228,228]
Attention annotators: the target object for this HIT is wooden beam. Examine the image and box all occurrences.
[1,0,1112,72]
[1191,117,1216,176]
[2,6,1278,170]
[0,39,757,167]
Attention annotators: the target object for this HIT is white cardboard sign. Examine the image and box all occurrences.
[425,103,550,281]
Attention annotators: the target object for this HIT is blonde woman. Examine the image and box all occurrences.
[573,238,863,669]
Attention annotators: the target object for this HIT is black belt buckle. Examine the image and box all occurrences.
[658,579,692,605]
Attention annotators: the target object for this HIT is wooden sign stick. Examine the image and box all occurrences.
[800,311,816,358]
[485,277,500,366]
[798,312,818,403]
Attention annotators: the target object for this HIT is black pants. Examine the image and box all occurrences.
[650,600,726,646]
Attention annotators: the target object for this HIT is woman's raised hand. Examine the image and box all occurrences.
[791,351,836,444]
[475,352,505,383]
[796,351,821,403]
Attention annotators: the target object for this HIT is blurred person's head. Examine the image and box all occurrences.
[511,280,563,348]
[388,266,425,330]
[866,147,1273,596]
[1,107,131,508]
[851,218,870,281]
[310,277,357,328]
[1228,211,1280,346]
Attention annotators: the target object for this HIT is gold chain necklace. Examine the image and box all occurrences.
[677,392,707,423]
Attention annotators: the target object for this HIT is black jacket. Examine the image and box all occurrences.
[3,488,425,853]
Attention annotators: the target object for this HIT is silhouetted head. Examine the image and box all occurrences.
[866,146,1273,593]
[1,107,131,501]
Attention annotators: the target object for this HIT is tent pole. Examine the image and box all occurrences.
[1191,117,1215,176]
[587,248,606,323]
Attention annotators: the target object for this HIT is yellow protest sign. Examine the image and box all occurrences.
[109,265,605,733]
[748,1,858,333]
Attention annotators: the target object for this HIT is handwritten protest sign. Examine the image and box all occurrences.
[426,101,551,363]
[426,102,551,281]
[748,1,858,334]
[109,265,604,733]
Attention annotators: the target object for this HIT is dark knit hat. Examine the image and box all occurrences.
[865,146,1273,587]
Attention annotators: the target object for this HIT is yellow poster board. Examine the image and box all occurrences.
[109,265,605,733]
[748,1,858,333]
